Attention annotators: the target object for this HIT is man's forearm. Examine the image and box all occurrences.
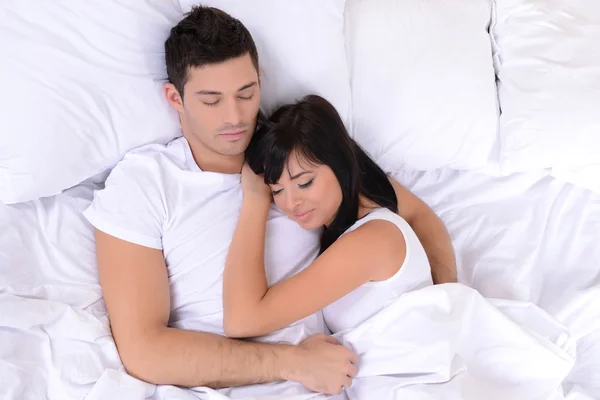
[410,211,457,284]
[124,326,296,388]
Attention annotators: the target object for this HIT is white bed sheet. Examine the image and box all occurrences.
[391,168,600,398]
[1,168,599,399]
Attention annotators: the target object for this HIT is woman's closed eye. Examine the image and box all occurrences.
[271,179,314,196]
[298,179,314,189]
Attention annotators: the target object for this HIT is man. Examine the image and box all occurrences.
[84,5,457,397]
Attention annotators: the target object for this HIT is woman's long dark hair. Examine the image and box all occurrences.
[247,95,397,254]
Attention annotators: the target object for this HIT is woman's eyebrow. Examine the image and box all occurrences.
[289,171,312,180]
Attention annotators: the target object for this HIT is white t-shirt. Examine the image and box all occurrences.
[323,208,433,333]
[84,137,328,398]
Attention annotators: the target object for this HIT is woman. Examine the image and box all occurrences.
[223,94,433,338]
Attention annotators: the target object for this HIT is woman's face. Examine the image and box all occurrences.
[270,151,342,230]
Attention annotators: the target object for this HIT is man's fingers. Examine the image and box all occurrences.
[339,346,359,364]
[348,350,359,365]
[347,363,358,379]
[322,335,340,345]
[342,375,353,390]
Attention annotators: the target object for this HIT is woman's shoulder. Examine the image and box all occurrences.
[340,212,406,257]
[345,207,408,233]
[335,215,406,280]
[355,211,406,244]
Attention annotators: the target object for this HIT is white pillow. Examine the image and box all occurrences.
[345,0,500,174]
[178,0,352,126]
[0,1,182,204]
[492,0,600,189]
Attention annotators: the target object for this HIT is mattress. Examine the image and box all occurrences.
[1,168,599,399]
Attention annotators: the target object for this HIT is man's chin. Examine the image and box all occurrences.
[220,142,251,157]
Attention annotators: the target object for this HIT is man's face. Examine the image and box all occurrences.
[166,53,261,159]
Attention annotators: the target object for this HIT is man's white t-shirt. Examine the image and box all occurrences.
[84,136,327,397]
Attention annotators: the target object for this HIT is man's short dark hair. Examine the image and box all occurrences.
[165,6,259,98]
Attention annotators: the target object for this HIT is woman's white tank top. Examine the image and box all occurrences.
[322,208,434,333]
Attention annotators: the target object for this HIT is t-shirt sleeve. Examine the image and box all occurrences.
[83,154,166,249]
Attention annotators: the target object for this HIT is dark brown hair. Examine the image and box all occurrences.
[165,6,259,98]
[246,95,398,253]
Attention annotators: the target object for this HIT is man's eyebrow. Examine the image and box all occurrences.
[195,81,257,96]
[289,171,312,180]
[237,81,257,92]
[195,89,222,96]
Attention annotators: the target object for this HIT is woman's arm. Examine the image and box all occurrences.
[388,178,457,284]
[223,179,405,338]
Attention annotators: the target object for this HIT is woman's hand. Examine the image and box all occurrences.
[241,163,272,203]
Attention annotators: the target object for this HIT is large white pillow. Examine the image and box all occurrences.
[492,0,600,191]
[0,1,182,204]
[345,0,500,174]
[178,0,352,126]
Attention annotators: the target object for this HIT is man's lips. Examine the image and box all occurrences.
[220,129,247,140]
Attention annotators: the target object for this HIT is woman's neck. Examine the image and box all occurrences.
[357,195,379,219]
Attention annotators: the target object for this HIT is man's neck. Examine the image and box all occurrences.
[186,137,244,174]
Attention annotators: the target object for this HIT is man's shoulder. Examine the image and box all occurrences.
[83,140,185,247]
[112,136,190,178]
[126,136,188,164]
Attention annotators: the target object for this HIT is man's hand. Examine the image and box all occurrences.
[286,334,358,395]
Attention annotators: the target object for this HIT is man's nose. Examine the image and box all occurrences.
[223,97,243,126]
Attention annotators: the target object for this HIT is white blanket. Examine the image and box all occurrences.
[1,170,598,399]
[72,284,574,400]
[336,284,574,400]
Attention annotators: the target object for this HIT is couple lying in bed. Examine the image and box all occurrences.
[84,6,457,398]
[224,94,437,339]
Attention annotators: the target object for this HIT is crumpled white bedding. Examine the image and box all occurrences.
[1,168,599,399]
[337,283,576,400]
[82,284,577,400]
[392,168,600,399]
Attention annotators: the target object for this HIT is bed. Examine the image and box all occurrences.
[1,0,599,399]
[1,168,598,399]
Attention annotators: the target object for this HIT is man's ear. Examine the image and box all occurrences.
[164,83,184,113]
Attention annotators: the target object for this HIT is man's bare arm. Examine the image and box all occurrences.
[389,178,458,284]
[95,230,356,392]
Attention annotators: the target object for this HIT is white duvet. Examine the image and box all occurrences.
[0,282,575,400]
[85,285,576,400]
[337,284,574,400]
[1,169,599,399]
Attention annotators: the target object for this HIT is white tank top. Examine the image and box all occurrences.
[322,208,434,333]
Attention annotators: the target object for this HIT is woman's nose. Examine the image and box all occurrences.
[286,191,302,211]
